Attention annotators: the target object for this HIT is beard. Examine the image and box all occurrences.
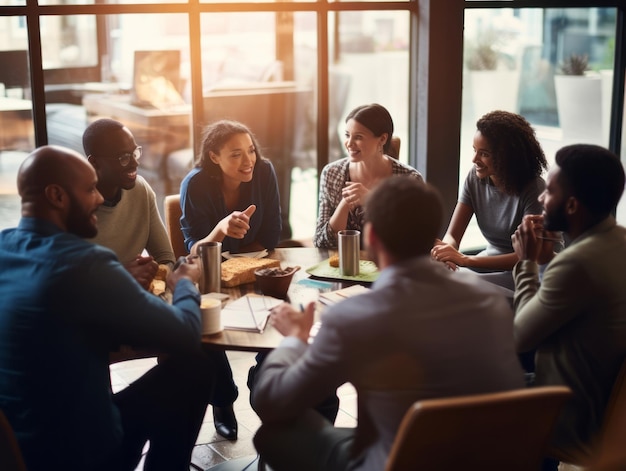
[66,195,98,238]
[543,201,569,233]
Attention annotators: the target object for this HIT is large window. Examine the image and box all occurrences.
[460,5,625,248]
[0,1,414,240]
[0,1,624,237]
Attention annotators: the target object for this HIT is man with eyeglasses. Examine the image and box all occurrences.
[83,118,176,290]
[83,118,239,441]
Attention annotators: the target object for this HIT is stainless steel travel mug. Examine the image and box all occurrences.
[338,230,360,276]
[198,241,222,294]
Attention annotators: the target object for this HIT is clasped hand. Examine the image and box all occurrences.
[342,182,368,209]
[511,214,559,264]
[269,301,315,344]
[430,239,464,270]
[125,255,158,290]
[218,205,257,239]
[167,255,201,291]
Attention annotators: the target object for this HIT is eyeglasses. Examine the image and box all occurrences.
[104,146,142,167]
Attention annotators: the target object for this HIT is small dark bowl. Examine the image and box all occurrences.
[254,265,300,300]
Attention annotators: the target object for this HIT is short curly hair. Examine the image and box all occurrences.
[476,110,547,195]
[82,118,125,157]
[555,144,625,217]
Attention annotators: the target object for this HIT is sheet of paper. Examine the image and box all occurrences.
[222,249,268,260]
[318,284,370,306]
[221,293,283,332]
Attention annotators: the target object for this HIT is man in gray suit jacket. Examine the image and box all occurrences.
[252,176,525,471]
[511,144,626,462]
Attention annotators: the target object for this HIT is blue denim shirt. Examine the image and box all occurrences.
[0,217,201,470]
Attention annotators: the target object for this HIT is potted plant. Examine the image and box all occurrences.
[554,53,603,143]
[465,29,520,119]
[465,33,499,71]
[559,53,590,76]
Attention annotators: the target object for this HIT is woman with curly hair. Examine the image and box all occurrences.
[431,110,548,290]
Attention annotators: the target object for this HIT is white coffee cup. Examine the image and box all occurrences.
[200,296,222,335]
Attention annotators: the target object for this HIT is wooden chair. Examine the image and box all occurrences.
[553,359,626,471]
[388,136,401,159]
[0,410,28,471]
[164,194,188,259]
[165,192,311,250]
[385,386,572,471]
[591,360,626,470]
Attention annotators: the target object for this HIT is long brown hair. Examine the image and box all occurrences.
[346,103,394,154]
[196,120,263,178]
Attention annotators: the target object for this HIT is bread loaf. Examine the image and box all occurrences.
[150,279,166,296]
[328,254,340,268]
[221,257,281,287]
[149,264,170,295]
[155,264,170,280]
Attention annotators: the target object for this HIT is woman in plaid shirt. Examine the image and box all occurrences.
[313,103,422,248]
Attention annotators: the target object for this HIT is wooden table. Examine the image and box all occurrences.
[109,247,369,363]
[83,93,191,128]
[0,98,34,151]
[202,247,365,352]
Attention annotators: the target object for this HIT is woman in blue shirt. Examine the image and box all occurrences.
[179,120,282,440]
[180,120,282,255]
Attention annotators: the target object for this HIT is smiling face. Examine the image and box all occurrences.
[472,130,497,185]
[209,132,256,188]
[344,119,386,162]
[66,161,104,238]
[90,126,139,199]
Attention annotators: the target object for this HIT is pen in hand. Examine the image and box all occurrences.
[173,254,199,270]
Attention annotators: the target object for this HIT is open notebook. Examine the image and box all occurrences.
[221,294,283,333]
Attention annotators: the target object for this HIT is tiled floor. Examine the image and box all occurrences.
[110,352,358,471]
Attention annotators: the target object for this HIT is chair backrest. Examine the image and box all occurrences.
[164,194,188,259]
[0,410,28,471]
[388,136,401,159]
[385,386,571,471]
[588,358,626,470]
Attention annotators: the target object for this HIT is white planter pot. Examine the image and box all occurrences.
[600,69,613,145]
[554,74,603,144]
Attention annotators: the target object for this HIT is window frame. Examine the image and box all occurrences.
[2,0,624,224]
